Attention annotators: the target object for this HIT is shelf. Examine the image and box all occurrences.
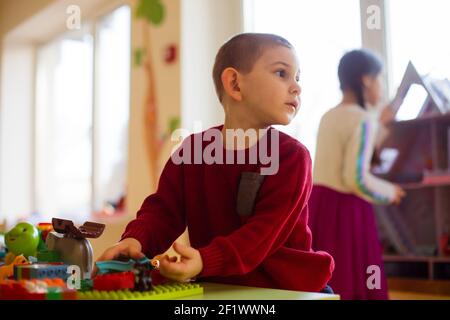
[383,255,450,280]
[397,173,450,189]
[377,70,450,284]
[401,180,450,189]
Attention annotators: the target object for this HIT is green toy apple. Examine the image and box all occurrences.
[5,222,40,258]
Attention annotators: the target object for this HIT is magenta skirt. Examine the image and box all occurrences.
[308,185,389,300]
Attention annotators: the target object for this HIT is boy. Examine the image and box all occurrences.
[95,33,334,292]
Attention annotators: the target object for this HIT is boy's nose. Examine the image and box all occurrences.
[290,82,301,96]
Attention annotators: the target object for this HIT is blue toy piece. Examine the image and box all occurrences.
[14,264,69,281]
[95,256,156,275]
[95,259,135,275]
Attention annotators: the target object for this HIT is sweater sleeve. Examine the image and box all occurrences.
[120,156,186,258]
[342,116,396,204]
[259,204,335,292]
[198,143,314,278]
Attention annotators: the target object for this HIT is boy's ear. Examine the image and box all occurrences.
[221,67,242,102]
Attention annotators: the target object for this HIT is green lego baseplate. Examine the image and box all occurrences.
[77,282,203,300]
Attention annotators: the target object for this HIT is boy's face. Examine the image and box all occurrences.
[239,46,301,126]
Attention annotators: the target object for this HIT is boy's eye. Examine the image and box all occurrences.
[275,70,286,78]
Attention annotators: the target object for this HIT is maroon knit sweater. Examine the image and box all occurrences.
[121,126,334,292]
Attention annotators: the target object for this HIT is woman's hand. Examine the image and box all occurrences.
[391,184,406,205]
[379,103,396,125]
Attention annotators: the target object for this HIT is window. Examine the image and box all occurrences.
[34,5,131,222]
[35,28,94,222]
[93,6,131,215]
[244,0,362,159]
[388,0,450,92]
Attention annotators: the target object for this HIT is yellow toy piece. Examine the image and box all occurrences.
[4,252,15,265]
[0,254,28,280]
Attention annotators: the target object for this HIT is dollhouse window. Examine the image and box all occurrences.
[395,84,429,121]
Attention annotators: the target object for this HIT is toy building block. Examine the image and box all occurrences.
[0,219,6,234]
[95,256,159,275]
[93,271,135,291]
[0,280,45,300]
[0,255,28,280]
[94,256,159,291]
[37,223,53,242]
[0,236,5,260]
[95,259,136,275]
[14,263,69,281]
[37,250,61,263]
[80,279,93,292]
[0,278,76,300]
[133,258,154,292]
[78,282,204,300]
[46,218,105,280]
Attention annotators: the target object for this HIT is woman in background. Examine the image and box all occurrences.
[308,49,405,300]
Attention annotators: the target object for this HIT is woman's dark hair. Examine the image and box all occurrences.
[338,49,383,109]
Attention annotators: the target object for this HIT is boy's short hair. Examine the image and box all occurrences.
[212,33,294,102]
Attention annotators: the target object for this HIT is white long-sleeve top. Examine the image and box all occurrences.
[313,103,396,204]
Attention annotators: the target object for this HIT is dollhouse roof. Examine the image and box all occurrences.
[392,62,450,120]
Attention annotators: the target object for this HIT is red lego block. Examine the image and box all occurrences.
[0,278,74,300]
[0,280,45,300]
[38,223,53,242]
[93,271,135,291]
[62,290,78,300]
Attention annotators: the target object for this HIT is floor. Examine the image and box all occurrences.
[389,291,450,300]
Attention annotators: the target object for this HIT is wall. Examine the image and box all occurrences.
[181,0,244,132]
[0,0,56,38]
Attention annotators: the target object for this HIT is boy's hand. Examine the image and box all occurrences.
[91,238,144,277]
[159,242,203,282]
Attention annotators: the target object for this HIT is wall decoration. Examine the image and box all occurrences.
[134,0,180,188]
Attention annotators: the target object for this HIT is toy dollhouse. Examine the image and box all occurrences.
[373,62,450,283]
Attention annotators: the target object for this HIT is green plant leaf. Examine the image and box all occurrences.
[134,48,146,67]
[136,0,165,25]
[168,117,180,134]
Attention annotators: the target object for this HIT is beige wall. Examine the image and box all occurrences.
[0,0,55,38]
